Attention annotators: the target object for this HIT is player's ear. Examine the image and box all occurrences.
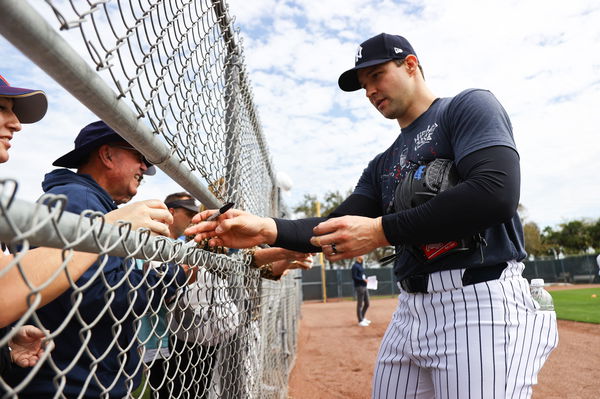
[404,55,419,76]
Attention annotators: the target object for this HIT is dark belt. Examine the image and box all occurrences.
[399,262,507,294]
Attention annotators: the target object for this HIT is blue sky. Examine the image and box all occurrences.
[1,0,600,230]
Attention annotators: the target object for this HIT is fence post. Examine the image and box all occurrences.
[316,201,327,303]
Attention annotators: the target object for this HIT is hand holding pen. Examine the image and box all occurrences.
[206,202,235,221]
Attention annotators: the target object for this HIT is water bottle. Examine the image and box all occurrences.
[530,278,554,311]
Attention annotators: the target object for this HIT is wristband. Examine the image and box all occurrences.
[246,248,281,281]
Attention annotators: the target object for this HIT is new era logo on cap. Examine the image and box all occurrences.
[338,33,418,92]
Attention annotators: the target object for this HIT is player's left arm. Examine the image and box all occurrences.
[372,90,520,247]
[306,148,517,264]
[380,145,520,246]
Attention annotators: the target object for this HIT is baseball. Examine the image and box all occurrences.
[592,294,597,298]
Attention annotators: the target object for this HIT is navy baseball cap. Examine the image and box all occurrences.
[53,120,156,175]
[0,74,48,123]
[338,33,418,92]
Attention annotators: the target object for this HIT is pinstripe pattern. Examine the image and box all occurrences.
[372,261,558,399]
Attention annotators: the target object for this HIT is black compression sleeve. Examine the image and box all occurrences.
[381,145,520,245]
[272,217,324,252]
[328,194,382,219]
[272,194,382,252]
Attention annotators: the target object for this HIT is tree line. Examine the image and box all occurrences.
[523,216,600,258]
[294,191,600,268]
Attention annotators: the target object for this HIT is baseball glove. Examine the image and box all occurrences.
[394,158,484,263]
[395,158,459,211]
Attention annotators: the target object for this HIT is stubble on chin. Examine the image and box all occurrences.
[379,108,398,120]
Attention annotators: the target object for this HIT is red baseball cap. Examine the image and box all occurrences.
[0,74,48,123]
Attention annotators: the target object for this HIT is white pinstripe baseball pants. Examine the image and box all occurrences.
[372,261,558,399]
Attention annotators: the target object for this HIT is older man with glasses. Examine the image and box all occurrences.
[3,120,187,398]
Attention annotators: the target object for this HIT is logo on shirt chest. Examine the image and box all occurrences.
[414,123,438,151]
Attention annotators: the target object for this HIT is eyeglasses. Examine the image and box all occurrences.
[111,145,148,166]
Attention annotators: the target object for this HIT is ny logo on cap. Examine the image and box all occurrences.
[355,45,363,63]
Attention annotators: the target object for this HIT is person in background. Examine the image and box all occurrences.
[142,191,199,398]
[165,194,313,399]
[351,256,370,327]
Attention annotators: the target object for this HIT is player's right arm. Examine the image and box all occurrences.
[185,193,382,252]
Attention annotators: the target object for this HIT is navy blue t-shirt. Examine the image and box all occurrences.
[354,89,526,280]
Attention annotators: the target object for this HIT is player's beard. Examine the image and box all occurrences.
[378,99,403,120]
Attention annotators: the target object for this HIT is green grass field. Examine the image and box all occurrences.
[550,287,600,324]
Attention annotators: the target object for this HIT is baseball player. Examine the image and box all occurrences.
[185,33,558,398]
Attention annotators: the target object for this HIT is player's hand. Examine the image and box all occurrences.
[10,325,49,368]
[309,215,390,261]
[184,208,277,249]
[105,199,173,237]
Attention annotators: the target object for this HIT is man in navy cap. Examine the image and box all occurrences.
[51,120,157,204]
[4,120,186,398]
[0,75,177,382]
[0,77,173,327]
[186,33,557,398]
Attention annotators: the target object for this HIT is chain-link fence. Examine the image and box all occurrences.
[0,0,301,397]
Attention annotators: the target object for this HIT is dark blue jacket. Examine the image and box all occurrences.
[4,169,186,398]
[351,261,367,287]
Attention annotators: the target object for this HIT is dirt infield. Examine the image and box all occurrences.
[288,285,600,399]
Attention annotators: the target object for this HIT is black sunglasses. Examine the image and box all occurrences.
[111,145,150,166]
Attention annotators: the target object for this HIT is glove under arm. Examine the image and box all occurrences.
[381,145,520,245]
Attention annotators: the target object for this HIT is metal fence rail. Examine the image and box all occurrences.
[0,0,300,397]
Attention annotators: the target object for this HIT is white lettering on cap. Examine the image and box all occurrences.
[394,47,403,54]
[355,45,363,63]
